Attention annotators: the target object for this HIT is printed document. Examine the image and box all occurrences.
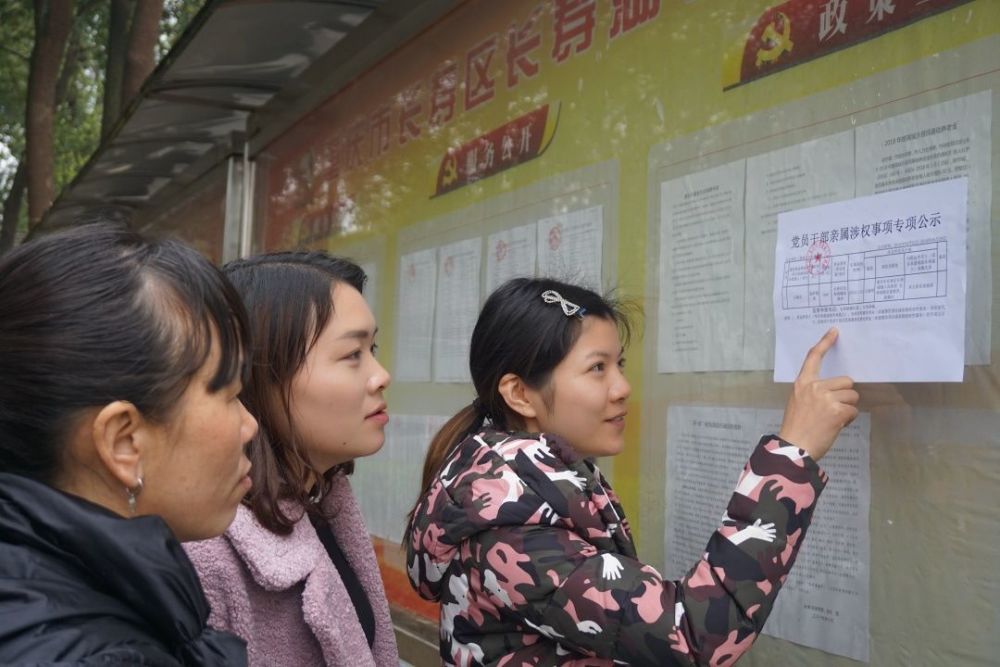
[434,238,482,383]
[395,248,437,382]
[773,178,967,382]
[664,405,870,662]
[486,222,537,295]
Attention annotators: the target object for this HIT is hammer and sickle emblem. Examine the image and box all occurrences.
[442,154,458,187]
[756,12,793,68]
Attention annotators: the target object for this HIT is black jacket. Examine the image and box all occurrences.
[0,473,247,666]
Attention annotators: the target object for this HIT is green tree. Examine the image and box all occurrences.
[0,0,34,251]
[0,0,204,253]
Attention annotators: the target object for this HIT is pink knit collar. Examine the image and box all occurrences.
[224,501,325,591]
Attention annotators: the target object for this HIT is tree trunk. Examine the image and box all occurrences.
[120,0,164,112]
[25,0,75,228]
[0,160,27,254]
[101,0,131,137]
[55,19,81,116]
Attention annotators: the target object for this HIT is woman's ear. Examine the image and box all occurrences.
[497,373,541,429]
[90,401,147,488]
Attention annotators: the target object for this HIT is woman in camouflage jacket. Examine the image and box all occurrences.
[406,278,858,666]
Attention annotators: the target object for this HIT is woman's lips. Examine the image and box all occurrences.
[366,406,389,425]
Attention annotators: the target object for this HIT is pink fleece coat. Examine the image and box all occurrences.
[184,474,398,667]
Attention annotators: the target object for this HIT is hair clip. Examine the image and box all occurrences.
[541,290,586,319]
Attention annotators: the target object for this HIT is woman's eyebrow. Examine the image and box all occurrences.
[337,326,378,340]
[584,347,625,360]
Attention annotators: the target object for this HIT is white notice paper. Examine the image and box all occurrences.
[486,222,537,296]
[658,161,746,372]
[855,92,992,365]
[537,205,603,290]
[744,131,855,370]
[773,178,967,383]
[360,261,378,314]
[664,405,870,663]
[395,248,437,382]
[434,238,482,383]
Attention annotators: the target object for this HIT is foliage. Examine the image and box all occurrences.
[0,0,32,196]
[160,0,205,60]
[0,0,206,238]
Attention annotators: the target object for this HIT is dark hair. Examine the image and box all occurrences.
[0,222,250,484]
[407,277,633,528]
[223,250,367,535]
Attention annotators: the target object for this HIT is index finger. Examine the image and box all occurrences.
[799,327,839,379]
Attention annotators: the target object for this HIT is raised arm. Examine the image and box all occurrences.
[465,434,827,666]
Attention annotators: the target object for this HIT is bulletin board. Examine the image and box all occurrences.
[249,0,1000,662]
[327,235,388,319]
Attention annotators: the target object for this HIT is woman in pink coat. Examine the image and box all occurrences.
[185,251,398,666]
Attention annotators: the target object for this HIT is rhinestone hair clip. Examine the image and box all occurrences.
[541,289,586,319]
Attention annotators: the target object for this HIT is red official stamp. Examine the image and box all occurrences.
[806,240,831,275]
[548,223,562,251]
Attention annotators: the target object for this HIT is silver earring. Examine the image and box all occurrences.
[126,477,144,516]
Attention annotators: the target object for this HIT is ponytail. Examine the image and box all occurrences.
[404,401,484,539]
[422,402,487,491]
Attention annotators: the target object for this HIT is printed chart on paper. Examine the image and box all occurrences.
[773,178,967,383]
[780,241,949,312]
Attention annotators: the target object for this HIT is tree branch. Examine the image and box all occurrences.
[121,0,164,109]
[0,158,27,253]
[101,0,132,136]
[26,0,76,226]
[0,45,30,61]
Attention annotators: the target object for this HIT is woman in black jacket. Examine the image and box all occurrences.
[0,222,256,665]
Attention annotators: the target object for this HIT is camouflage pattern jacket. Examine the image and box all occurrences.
[406,429,827,666]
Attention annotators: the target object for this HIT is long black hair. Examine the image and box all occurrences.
[0,222,250,484]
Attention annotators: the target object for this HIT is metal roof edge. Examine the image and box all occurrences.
[35,0,230,234]
[247,0,464,156]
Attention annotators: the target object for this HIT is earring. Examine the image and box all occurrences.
[126,477,144,516]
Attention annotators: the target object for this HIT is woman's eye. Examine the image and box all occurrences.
[590,362,605,373]
[345,349,362,361]
[370,342,379,356]
[618,357,627,370]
